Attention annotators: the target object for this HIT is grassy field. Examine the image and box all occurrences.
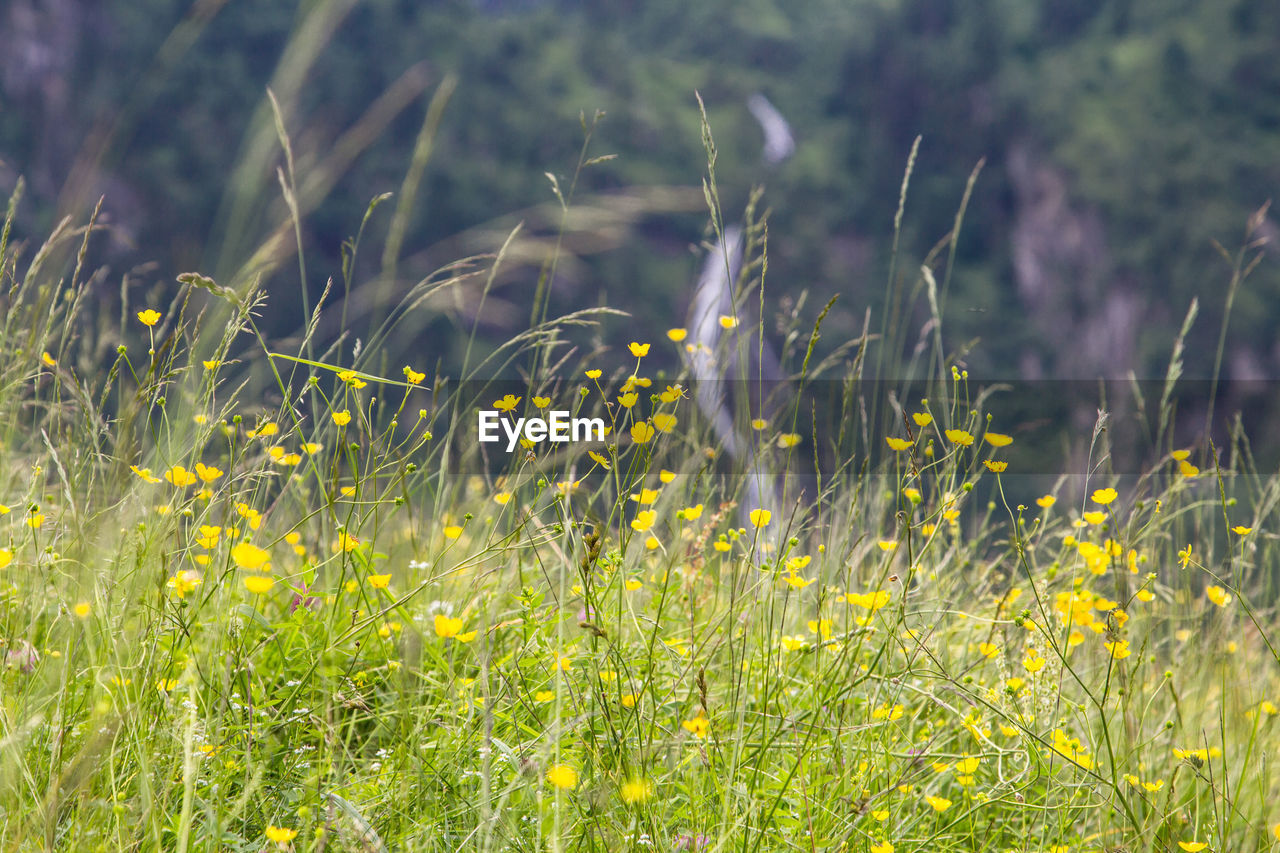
[3,129,1280,853]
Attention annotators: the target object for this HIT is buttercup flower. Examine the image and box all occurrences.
[620,778,653,803]
[231,542,270,570]
[681,713,710,738]
[265,826,297,847]
[546,764,578,790]
[984,431,1013,447]
[243,575,274,594]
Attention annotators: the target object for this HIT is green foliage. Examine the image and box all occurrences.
[3,0,1275,383]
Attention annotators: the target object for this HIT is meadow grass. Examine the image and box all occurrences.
[2,124,1280,853]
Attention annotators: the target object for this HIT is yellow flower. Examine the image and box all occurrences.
[546,764,578,790]
[749,508,771,528]
[1049,729,1094,770]
[433,614,466,639]
[984,431,1013,447]
[402,366,426,384]
[1206,585,1232,607]
[1091,487,1118,505]
[494,492,512,505]
[202,359,219,370]
[718,315,738,329]
[1177,843,1207,852]
[194,462,223,482]
[73,601,92,619]
[681,504,704,521]
[1260,700,1277,716]
[681,713,710,738]
[978,642,998,659]
[167,570,202,598]
[630,488,660,505]
[620,778,653,803]
[652,413,678,432]
[1083,511,1106,525]
[334,532,360,553]
[1232,525,1253,535]
[877,540,898,552]
[1023,649,1046,673]
[230,542,270,570]
[777,433,801,448]
[243,575,275,594]
[41,351,57,366]
[983,460,1007,473]
[872,703,904,721]
[924,795,952,813]
[363,573,390,590]
[332,410,352,426]
[301,442,322,454]
[870,842,894,853]
[1172,746,1220,762]
[137,309,161,326]
[337,370,367,389]
[807,618,832,639]
[1036,495,1056,508]
[667,328,687,342]
[1105,639,1131,659]
[625,578,643,591]
[846,590,891,612]
[628,342,650,357]
[444,525,463,539]
[1179,460,1200,477]
[912,412,933,426]
[631,510,656,532]
[585,369,602,379]
[944,429,974,446]
[165,465,197,487]
[885,436,911,451]
[1178,544,1193,568]
[871,810,890,822]
[617,391,638,409]
[0,549,13,570]
[659,469,677,483]
[659,384,686,403]
[250,421,279,438]
[265,826,298,845]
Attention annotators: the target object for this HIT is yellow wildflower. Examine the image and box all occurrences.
[546,764,578,790]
